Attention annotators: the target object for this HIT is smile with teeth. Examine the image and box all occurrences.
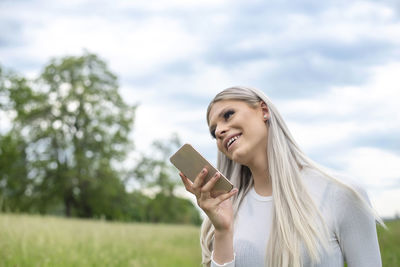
[227,134,241,149]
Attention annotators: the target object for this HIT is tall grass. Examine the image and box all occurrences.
[378,219,400,267]
[0,214,202,267]
[0,214,399,266]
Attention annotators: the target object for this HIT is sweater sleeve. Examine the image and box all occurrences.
[210,251,235,267]
[333,184,382,267]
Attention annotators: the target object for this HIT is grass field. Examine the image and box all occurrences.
[0,214,399,267]
[0,214,202,267]
[378,219,400,267]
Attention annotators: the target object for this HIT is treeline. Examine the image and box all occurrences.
[0,52,201,225]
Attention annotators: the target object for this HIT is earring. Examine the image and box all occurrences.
[264,114,270,124]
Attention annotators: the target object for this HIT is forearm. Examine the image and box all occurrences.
[212,229,235,265]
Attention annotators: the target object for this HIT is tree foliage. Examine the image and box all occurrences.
[133,134,202,225]
[1,53,136,217]
[0,66,31,212]
[0,132,30,212]
[133,134,181,195]
[0,55,201,225]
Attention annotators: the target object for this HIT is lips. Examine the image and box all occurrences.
[225,133,242,150]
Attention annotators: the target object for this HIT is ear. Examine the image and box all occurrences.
[260,101,270,121]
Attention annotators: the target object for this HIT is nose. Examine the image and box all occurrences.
[215,124,228,139]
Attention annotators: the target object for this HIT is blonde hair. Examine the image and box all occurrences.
[201,86,383,267]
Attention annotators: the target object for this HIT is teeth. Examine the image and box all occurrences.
[227,135,240,148]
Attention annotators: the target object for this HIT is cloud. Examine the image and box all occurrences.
[1,0,207,79]
[1,0,400,217]
[370,188,400,218]
[271,62,400,217]
[279,63,400,153]
[0,18,24,48]
[198,1,400,98]
[338,147,400,189]
[116,0,229,12]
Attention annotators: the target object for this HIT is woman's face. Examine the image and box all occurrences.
[208,99,269,167]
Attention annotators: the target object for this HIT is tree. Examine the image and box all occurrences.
[0,132,31,212]
[133,134,181,196]
[133,134,202,225]
[2,53,136,217]
[1,57,201,225]
[0,66,32,212]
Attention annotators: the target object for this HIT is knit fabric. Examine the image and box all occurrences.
[210,168,381,267]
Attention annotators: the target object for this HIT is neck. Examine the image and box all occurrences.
[248,157,271,197]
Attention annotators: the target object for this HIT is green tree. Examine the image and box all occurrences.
[134,134,181,196]
[0,66,32,212]
[0,132,30,212]
[133,134,202,225]
[2,53,136,218]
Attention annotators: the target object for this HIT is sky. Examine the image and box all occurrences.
[0,0,399,218]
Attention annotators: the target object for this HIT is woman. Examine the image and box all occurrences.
[179,86,383,267]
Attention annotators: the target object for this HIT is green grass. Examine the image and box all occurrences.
[0,214,202,267]
[378,219,400,267]
[0,214,399,267]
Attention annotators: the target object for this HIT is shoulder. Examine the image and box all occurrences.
[328,170,370,205]
[301,166,369,200]
[301,166,371,218]
[300,167,335,204]
[314,169,376,231]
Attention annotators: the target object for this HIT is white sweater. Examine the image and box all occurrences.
[211,168,381,267]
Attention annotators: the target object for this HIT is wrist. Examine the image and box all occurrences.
[213,227,234,264]
[214,226,233,237]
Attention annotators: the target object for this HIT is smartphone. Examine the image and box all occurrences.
[170,143,234,195]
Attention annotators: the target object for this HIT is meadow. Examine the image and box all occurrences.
[0,214,202,267]
[0,214,399,266]
[378,219,400,267]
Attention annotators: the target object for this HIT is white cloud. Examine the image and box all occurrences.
[148,62,235,96]
[279,62,400,147]
[27,17,203,77]
[328,1,394,21]
[287,120,359,150]
[116,0,229,11]
[2,0,400,217]
[273,62,400,217]
[231,1,400,57]
[338,147,400,188]
[128,92,210,152]
[370,188,400,218]
[1,1,207,78]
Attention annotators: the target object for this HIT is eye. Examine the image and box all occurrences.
[210,129,216,139]
[223,110,234,120]
[209,110,235,139]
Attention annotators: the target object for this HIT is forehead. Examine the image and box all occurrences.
[208,100,251,124]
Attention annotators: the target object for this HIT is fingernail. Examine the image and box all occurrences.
[201,168,206,174]
[214,172,220,178]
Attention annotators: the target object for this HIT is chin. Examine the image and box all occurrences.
[230,148,248,165]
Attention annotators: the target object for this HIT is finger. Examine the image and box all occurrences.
[192,167,208,191]
[179,172,194,193]
[215,188,239,205]
[200,172,221,193]
[179,172,193,186]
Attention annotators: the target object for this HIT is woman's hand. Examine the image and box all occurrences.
[179,168,238,232]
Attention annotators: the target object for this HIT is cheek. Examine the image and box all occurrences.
[247,120,268,139]
[216,140,224,152]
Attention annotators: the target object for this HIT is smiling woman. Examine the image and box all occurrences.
[179,86,384,267]
[208,100,269,171]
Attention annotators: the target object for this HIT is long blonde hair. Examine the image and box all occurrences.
[200,86,383,267]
